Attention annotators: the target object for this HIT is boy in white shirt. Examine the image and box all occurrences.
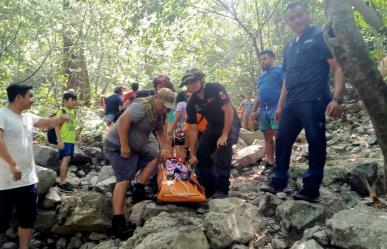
[0,84,68,249]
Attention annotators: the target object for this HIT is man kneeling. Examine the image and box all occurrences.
[103,88,174,239]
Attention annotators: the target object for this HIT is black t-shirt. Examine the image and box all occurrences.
[105,94,122,115]
[186,83,239,135]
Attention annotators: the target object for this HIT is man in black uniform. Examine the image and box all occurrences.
[182,69,240,198]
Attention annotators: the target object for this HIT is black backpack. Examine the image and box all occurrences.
[47,109,65,144]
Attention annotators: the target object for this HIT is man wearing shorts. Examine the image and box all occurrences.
[104,88,174,239]
[252,50,284,174]
[0,84,68,249]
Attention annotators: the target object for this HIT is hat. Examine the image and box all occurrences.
[180,68,205,87]
[156,88,175,109]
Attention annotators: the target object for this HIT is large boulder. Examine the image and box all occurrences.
[204,197,263,249]
[275,200,324,232]
[232,144,265,169]
[52,192,112,235]
[290,239,323,249]
[239,129,263,145]
[122,212,208,249]
[34,210,56,232]
[326,205,387,249]
[42,187,62,209]
[350,162,379,196]
[36,165,57,196]
[33,144,60,171]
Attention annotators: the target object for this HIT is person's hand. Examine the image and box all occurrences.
[58,141,65,150]
[120,145,131,159]
[167,128,173,137]
[160,148,173,160]
[60,114,70,124]
[217,134,228,147]
[275,107,282,121]
[190,155,199,166]
[325,100,342,118]
[10,163,22,181]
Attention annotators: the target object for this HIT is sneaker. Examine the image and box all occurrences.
[293,189,320,203]
[58,183,74,193]
[131,183,147,204]
[260,184,284,194]
[261,162,275,176]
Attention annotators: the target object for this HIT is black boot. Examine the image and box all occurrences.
[112,214,134,240]
[132,183,147,204]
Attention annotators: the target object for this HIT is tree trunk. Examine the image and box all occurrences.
[324,0,387,194]
[63,0,91,106]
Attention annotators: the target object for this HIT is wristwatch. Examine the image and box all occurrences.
[332,96,343,104]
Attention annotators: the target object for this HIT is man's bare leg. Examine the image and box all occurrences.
[112,180,130,215]
[18,227,32,249]
[263,128,276,164]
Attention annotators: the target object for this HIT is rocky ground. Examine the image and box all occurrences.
[1,99,386,249]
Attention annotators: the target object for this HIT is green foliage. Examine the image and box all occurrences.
[0,0,385,109]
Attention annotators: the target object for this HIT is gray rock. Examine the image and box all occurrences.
[350,162,378,196]
[290,239,323,249]
[89,232,107,241]
[35,210,56,232]
[129,201,152,226]
[123,212,207,249]
[142,202,192,222]
[204,197,263,248]
[132,226,209,249]
[94,176,116,193]
[56,237,68,249]
[275,200,324,232]
[52,192,112,235]
[232,144,265,169]
[271,238,287,249]
[94,240,121,249]
[239,129,263,145]
[367,136,378,145]
[1,242,17,249]
[36,166,57,196]
[257,193,283,217]
[42,187,62,209]
[312,230,329,246]
[326,205,387,249]
[231,244,249,249]
[67,236,83,249]
[33,144,60,171]
[29,239,43,249]
[79,242,97,249]
[96,166,114,183]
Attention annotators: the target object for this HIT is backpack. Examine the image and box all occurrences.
[47,109,66,144]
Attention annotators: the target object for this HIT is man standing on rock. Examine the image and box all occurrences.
[104,88,174,239]
[252,50,284,175]
[0,84,69,249]
[182,68,241,198]
[262,2,344,202]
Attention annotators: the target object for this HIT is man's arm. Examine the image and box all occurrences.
[251,93,260,118]
[0,130,21,181]
[34,116,67,129]
[186,123,198,164]
[156,130,172,158]
[326,58,345,117]
[118,112,131,158]
[217,102,233,147]
[275,80,287,121]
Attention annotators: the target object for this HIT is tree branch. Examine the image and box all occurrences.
[350,0,387,35]
[11,47,53,84]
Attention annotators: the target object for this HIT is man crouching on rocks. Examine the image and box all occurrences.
[104,88,175,239]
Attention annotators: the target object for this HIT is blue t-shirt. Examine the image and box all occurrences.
[257,66,284,107]
[105,94,122,115]
[283,26,333,105]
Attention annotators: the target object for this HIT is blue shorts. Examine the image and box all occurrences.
[0,184,38,232]
[58,143,75,159]
[259,106,279,131]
